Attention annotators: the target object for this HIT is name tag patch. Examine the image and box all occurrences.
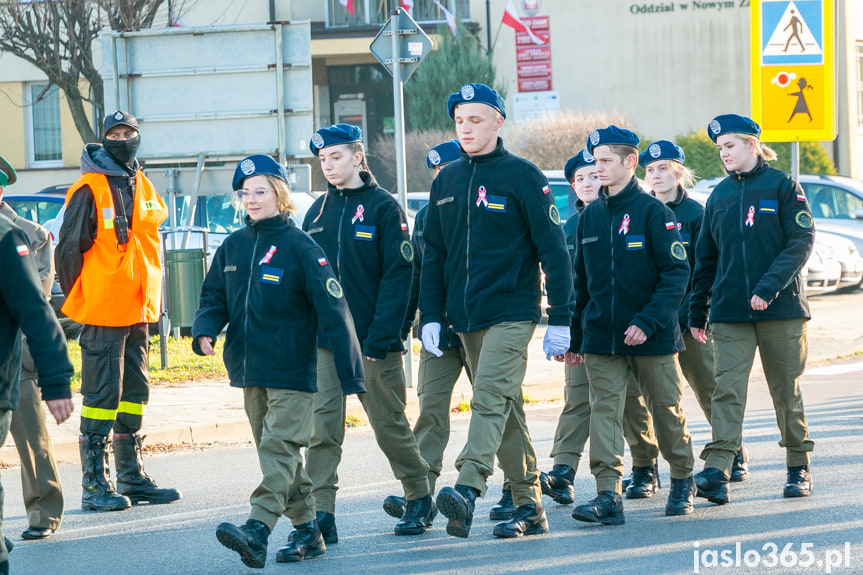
[224,265,237,273]
[625,235,645,250]
[759,199,778,214]
[308,226,324,234]
[354,224,375,241]
[436,196,455,206]
[581,236,599,245]
[485,195,507,213]
[260,266,283,285]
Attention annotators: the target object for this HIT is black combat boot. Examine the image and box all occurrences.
[436,485,477,538]
[572,491,625,525]
[113,432,181,504]
[665,476,696,516]
[731,446,750,482]
[626,465,659,499]
[783,465,812,498]
[694,468,730,505]
[289,511,338,544]
[276,520,326,563]
[488,488,517,520]
[80,435,131,512]
[493,502,549,538]
[539,464,575,505]
[216,519,270,569]
[383,494,406,519]
[394,494,437,535]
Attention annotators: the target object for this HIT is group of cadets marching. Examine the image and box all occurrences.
[0,79,816,572]
[204,82,815,568]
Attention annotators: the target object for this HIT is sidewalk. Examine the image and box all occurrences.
[2,293,859,465]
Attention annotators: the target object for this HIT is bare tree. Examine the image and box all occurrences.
[0,0,190,144]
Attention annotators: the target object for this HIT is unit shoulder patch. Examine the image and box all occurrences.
[670,241,687,261]
[400,240,414,262]
[795,211,813,229]
[549,205,561,226]
[326,277,344,299]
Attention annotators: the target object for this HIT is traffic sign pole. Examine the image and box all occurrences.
[391,11,407,214]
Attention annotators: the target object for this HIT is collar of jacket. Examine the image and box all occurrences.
[244,212,295,231]
[461,137,507,165]
[728,157,769,181]
[600,176,641,210]
[327,171,378,198]
[575,198,586,214]
[663,185,688,208]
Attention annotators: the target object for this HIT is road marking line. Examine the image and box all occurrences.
[803,361,863,376]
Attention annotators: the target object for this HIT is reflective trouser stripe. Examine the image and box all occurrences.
[117,401,144,416]
[81,405,117,421]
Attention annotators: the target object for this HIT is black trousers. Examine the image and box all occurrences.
[79,323,149,436]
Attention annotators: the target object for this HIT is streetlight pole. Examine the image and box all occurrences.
[486,0,493,56]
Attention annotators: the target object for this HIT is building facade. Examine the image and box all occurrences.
[0,0,860,193]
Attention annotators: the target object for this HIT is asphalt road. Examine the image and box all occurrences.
[3,364,862,575]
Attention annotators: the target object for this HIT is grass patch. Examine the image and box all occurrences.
[523,394,539,405]
[66,336,228,391]
[451,394,471,413]
[345,414,366,428]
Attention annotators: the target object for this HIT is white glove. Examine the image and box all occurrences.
[543,325,571,360]
[421,322,444,357]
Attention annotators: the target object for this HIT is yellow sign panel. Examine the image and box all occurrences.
[750,0,835,141]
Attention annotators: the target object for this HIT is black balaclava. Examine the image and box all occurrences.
[103,135,140,172]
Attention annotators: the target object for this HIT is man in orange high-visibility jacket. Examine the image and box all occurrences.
[56,111,181,512]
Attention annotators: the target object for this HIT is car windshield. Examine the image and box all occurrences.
[4,198,64,226]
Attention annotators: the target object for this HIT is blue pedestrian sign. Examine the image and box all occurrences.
[761,0,823,65]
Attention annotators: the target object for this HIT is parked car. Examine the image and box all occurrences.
[2,192,66,228]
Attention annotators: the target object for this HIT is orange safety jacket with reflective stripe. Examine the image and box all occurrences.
[61,172,167,326]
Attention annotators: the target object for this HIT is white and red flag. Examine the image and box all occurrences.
[339,0,355,18]
[433,0,457,37]
[401,0,414,12]
[501,0,548,45]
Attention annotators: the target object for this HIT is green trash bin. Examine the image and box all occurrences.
[162,227,208,329]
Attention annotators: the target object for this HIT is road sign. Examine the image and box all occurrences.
[750,0,835,141]
[369,10,432,82]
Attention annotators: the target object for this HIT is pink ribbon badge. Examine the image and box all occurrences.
[352,204,365,224]
[745,205,755,227]
[259,245,277,265]
[477,186,488,207]
[618,214,630,235]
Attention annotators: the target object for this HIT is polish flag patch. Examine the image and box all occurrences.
[665,222,675,230]
[542,185,550,195]
[401,223,408,231]
[16,244,30,256]
[796,194,807,201]
[318,257,328,266]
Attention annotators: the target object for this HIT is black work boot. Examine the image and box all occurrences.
[383,494,406,519]
[436,485,477,538]
[665,476,696,516]
[493,502,550,538]
[276,520,326,563]
[394,494,437,535]
[783,465,812,498]
[572,491,625,525]
[731,446,750,482]
[489,488,517,520]
[113,432,182,504]
[80,435,131,512]
[694,468,730,505]
[216,519,270,569]
[290,511,338,544]
[626,465,659,499]
[539,464,575,505]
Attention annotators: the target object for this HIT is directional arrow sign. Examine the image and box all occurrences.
[369,10,433,82]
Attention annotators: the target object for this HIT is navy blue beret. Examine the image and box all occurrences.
[447,83,506,120]
[232,154,288,191]
[310,123,363,156]
[707,114,761,142]
[586,125,639,154]
[426,140,462,169]
[564,149,595,182]
[638,140,686,168]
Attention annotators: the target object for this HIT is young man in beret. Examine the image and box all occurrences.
[420,83,574,539]
[0,160,75,572]
[540,150,661,506]
[569,126,696,525]
[56,111,181,512]
[0,155,65,540]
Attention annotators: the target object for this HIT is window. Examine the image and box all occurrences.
[27,83,63,167]
[857,42,863,129]
[326,0,467,27]
[803,183,863,219]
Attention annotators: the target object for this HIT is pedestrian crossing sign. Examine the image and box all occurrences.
[750,0,835,141]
